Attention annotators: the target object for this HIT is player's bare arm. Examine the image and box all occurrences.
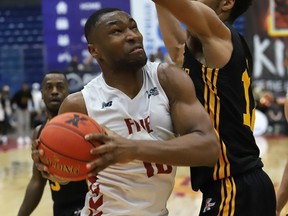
[153,0,233,68]
[19,126,47,216]
[156,63,219,165]
[31,126,48,182]
[155,4,186,66]
[276,162,288,216]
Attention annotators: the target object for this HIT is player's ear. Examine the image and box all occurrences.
[88,44,101,59]
[222,0,234,11]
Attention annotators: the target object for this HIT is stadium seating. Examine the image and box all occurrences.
[0,5,44,92]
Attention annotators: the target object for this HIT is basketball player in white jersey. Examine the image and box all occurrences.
[32,8,220,215]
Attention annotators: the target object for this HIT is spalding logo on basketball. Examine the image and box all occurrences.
[39,112,104,181]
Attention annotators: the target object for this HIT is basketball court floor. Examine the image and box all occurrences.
[0,134,287,215]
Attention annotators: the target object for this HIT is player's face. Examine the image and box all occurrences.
[42,74,69,115]
[88,11,147,70]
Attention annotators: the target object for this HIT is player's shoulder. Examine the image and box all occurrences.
[66,91,83,101]
[60,92,87,114]
[64,92,84,107]
[157,62,190,85]
[156,62,186,72]
[156,62,196,101]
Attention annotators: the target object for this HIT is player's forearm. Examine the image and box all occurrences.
[155,3,186,66]
[276,191,288,214]
[18,181,45,216]
[135,132,219,167]
[18,195,42,215]
[152,0,203,30]
[152,0,224,40]
[276,162,288,213]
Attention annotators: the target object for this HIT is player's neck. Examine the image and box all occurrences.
[103,70,144,99]
[47,112,57,120]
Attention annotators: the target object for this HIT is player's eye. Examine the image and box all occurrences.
[57,85,65,90]
[45,86,52,90]
[111,28,122,34]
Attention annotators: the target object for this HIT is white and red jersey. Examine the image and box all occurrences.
[81,61,177,216]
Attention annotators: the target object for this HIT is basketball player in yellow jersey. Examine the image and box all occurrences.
[18,71,88,216]
[276,99,288,216]
[152,0,276,215]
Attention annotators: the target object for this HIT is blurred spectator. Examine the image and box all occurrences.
[257,90,274,113]
[155,47,165,62]
[66,56,102,93]
[253,86,264,108]
[0,85,12,145]
[149,53,160,62]
[11,83,33,146]
[67,54,83,72]
[31,82,45,128]
[149,47,172,63]
[263,92,286,135]
[82,56,101,74]
[149,47,164,63]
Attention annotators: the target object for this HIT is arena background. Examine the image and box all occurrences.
[0,0,287,97]
[0,1,288,215]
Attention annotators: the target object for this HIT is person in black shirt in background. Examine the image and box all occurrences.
[11,83,33,146]
[0,85,12,145]
[18,71,88,216]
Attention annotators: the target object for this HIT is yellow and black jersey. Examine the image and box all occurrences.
[184,24,263,191]
[48,179,87,209]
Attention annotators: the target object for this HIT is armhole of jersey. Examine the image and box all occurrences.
[148,62,170,107]
[37,122,46,138]
[226,23,253,71]
[81,87,91,117]
[238,33,253,71]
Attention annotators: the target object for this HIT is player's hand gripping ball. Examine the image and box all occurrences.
[39,112,104,181]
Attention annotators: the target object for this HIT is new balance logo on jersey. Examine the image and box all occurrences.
[146,87,159,98]
[203,198,216,213]
[102,101,113,109]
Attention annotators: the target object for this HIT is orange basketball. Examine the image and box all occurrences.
[39,112,104,181]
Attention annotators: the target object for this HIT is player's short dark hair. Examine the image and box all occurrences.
[84,8,122,43]
[42,70,68,86]
[229,0,253,23]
